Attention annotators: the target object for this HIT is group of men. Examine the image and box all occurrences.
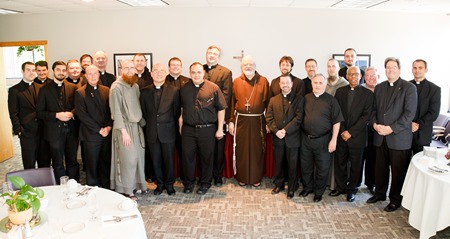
[8,47,441,211]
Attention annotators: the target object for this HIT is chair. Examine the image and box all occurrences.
[433,114,450,128]
[6,167,56,190]
[431,122,450,148]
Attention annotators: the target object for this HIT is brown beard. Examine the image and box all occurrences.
[122,74,138,86]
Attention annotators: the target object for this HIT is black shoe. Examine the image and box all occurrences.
[197,187,209,195]
[299,190,313,197]
[368,186,375,195]
[271,186,284,194]
[366,195,386,204]
[313,195,323,202]
[154,187,163,195]
[329,190,344,197]
[166,187,176,196]
[214,178,223,187]
[287,191,295,199]
[347,193,356,202]
[183,187,193,194]
[384,203,400,212]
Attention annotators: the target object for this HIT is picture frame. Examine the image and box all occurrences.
[113,53,153,77]
[332,54,371,72]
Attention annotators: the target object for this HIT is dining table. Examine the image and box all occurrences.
[0,185,147,239]
[401,149,450,239]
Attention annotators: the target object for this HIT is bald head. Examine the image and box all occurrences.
[93,50,108,71]
[241,55,256,79]
[151,63,167,86]
[85,65,100,87]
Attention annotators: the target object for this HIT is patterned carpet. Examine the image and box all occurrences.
[1,136,450,239]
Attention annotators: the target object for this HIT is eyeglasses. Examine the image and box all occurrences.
[152,70,166,74]
[348,73,360,77]
[122,67,135,71]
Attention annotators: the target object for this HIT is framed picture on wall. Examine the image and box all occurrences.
[113,53,153,77]
[332,54,371,72]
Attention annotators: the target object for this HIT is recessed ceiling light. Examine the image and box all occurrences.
[0,8,22,14]
[116,0,168,7]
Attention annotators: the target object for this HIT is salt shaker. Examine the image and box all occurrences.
[23,221,32,238]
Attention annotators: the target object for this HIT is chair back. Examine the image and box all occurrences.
[5,167,56,190]
[433,114,449,128]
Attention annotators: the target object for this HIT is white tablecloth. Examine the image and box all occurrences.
[0,186,147,239]
[401,151,450,239]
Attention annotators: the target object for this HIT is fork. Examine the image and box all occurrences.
[104,214,138,222]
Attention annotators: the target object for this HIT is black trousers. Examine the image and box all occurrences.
[360,130,376,188]
[48,128,79,184]
[374,138,411,205]
[181,125,215,189]
[411,140,425,156]
[334,139,364,194]
[83,137,111,188]
[149,138,175,189]
[175,125,183,181]
[300,134,332,196]
[143,127,154,181]
[212,125,226,181]
[273,140,299,192]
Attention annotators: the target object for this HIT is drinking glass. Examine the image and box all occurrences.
[60,176,69,202]
[2,181,13,194]
[87,193,99,221]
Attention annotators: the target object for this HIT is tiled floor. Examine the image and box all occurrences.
[1,136,450,238]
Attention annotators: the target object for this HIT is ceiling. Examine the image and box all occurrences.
[0,0,449,15]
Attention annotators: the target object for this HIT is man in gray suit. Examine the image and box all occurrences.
[367,57,417,212]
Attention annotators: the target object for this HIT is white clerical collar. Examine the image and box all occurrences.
[54,79,63,86]
[101,71,105,75]
[94,86,97,90]
[389,82,394,86]
[194,84,200,87]
[415,81,421,85]
[73,79,78,83]
[314,92,324,97]
[138,74,142,78]
[283,94,287,98]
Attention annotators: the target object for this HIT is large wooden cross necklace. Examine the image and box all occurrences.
[245,79,256,111]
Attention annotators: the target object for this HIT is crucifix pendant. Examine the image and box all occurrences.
[245,102,250,111]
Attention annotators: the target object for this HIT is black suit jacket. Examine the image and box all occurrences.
[136,67,153,90]
[266,93,303,148]
[74,84,113,142]
[140,82,180,144]
[410,79,441,145]
[98,71,116,88]
[270,74,305,98]
[335,85,374,148]
[371,78,417,150]
[8,80,42,138]
[36,81,78,142]
[204,64,233,123]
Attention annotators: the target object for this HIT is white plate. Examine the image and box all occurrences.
[118,201,137,211]
[66,200,87,209]
[62,222,85,233]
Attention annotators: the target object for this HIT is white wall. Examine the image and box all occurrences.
[0,7,449,111]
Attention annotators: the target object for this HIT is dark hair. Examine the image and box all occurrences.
[304,58,317,66]
[35,60,48,69]
[384,57,401,69]
[344,48,357,55]
[279,56,294,67]
[52,61,67,70]
[21,61,35,71]
[413,59,427,68]
[168,57,182,66]
[132,53,147,61]
[80,54,93,63]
